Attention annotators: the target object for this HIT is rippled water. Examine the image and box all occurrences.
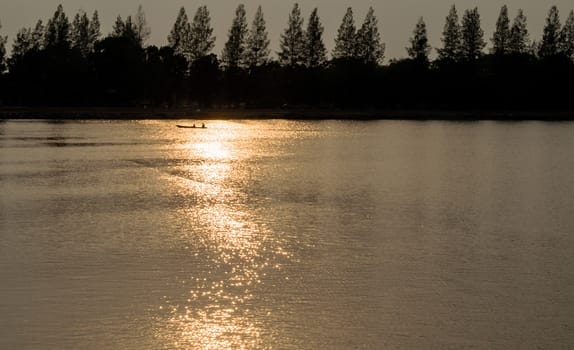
[1,119,574,349]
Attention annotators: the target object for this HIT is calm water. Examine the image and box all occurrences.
[1,119,574,349]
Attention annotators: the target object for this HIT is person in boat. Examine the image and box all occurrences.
[201,123,206,128]
[192,123,196,128]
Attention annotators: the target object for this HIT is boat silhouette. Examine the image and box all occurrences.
[176,124,206,129]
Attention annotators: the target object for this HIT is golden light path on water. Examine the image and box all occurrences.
[154,122,293,349]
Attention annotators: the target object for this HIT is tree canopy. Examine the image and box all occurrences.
[244,6,270,68]
[332,7,356,60]
[438,5,462,62]
[539,6,562,58]
[221,4,248,69]
[1,3,573,111]
[0,21,6,73]
[460,7,486,61]
[188,6,215,62]
[45,4,70,49]
[278,3,306,67]
[305,8,327,68]
[71,11,100,57]
[355,7,385,65]
[168,7,191,57]
[559,10,574,59]
[492,5,511,55]
[407,17,431,63]
[509,9,530,54]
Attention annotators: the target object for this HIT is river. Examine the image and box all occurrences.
[1,119,573,349]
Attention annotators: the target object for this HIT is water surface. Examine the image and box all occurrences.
[1,119,573,349]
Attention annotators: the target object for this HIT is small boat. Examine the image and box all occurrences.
[176,124,207,129]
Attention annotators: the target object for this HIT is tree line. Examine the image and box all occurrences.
[0,4,573,111]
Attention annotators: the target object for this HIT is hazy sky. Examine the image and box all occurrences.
[1,0,573,60]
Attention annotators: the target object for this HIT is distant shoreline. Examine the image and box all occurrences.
[1,107,573,121]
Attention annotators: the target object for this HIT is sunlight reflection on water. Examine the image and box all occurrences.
[2,120,574,349]
[156,122,292,349]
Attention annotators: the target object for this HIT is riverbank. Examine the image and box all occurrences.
[1,107,573,120]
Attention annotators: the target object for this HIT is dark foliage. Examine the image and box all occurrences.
[1,4,573,112]
[2,43,573,111]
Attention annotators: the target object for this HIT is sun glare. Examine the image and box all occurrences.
[192,141,231,161]
[155,122,287,349]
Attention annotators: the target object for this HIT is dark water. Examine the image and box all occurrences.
[1,119,573,349]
